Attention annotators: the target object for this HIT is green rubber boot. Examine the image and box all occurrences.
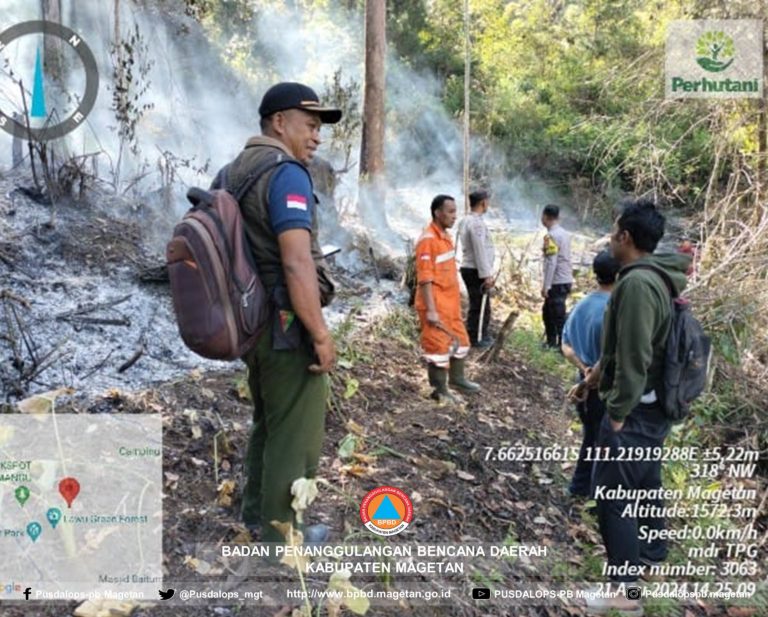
[448,357,480,393]
[427,364,457,402]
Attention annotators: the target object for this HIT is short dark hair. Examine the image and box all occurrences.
[616,197,665,253]
[542,204,559,219]
[469,190,489,209]
[592,250,620,285]
[431,194,455,218]
[260,114,273,132]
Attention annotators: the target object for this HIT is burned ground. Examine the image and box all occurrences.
[1,181,764,617]
[8,315,763,617]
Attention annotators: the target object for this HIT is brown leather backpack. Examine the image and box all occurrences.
[166,157,283,360]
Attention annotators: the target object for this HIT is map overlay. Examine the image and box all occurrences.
[0,414,162,600]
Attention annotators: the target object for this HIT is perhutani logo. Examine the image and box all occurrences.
[670,76,758,94]
[666,20,763,99]
[695,31,734,72]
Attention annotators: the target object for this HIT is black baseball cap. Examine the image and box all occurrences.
[258,82,342,124]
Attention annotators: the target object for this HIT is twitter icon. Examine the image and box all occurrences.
[158,589,175,600]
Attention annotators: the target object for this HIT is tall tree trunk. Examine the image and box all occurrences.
[360,0,386,179]
[41,0,65,83]
[758,98,766,211]
[463,0,470,213]
[757,15,767,212]
[358,0,390,237]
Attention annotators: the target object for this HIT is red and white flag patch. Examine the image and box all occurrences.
[286,194,307,210]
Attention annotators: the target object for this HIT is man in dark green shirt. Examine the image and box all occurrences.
[583,198,691,615]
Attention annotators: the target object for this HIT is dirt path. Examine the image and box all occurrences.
[2,178,758,617]
[4,306,606,617]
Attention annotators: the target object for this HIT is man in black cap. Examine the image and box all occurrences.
[214,82,341,543]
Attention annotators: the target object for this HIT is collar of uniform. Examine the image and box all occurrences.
[244,135,295,158]
[549,223,561,232]
[429,220,451,241]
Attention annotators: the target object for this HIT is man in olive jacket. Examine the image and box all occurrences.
[584,198,691,614]
[216,82,341,543]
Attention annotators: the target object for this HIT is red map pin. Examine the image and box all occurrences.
[59,477,80,508]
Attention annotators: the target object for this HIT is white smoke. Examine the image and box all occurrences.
[0,0,568,257]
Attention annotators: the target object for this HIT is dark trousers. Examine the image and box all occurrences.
[591,404,670,582]
[569,386,605,496]
[543,283,571,346]
[461,267,491,344]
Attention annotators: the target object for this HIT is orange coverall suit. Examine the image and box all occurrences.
[415,221,470,367]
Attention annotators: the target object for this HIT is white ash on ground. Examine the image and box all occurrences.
[0,169,407,403]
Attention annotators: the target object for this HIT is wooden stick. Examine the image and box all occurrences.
[66,316,131,327]
[117,345,144,373]
[18,81,40,192]
[55,294,132,320]
[479,310,519,363]
[80,351,114,380]
[0,290,31,308]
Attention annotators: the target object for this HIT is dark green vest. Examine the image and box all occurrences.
[226,135,335,305]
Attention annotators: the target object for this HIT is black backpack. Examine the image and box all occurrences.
[623,264,712,421]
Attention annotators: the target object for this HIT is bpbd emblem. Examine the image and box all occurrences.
[360,486,413,536]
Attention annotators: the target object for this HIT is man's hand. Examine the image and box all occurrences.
[567,382,588,403]
[426,310,442,327]
[609,418,624,432]
[482,277,495,290]
[309,332,336,374]
[541,287,548,299]
[584,363,601,389]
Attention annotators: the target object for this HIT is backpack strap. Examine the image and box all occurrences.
[209,164,229,191]
[233,153,286,201]
[622,263,678,299]
[209,152,297,201]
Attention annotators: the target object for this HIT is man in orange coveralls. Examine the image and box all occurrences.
[415,194,480,401]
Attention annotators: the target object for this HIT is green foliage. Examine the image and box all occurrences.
[109,23,155,156]
[386,0,430,65]
[643,596,684,616]
[505,325,572,380]
[400,0,757,210]
[233,372,251,401]
[371,306,420,346]
[321,69,362,170]
[337,433,359,459]
[469,568,504,586]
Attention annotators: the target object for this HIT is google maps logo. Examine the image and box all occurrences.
[3,583,23,595]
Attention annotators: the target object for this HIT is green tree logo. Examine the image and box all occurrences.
[695,31,735,72]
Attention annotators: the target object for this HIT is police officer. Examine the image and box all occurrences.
[222,82,341,543]
[540,204,574,348]
[459,189,495,347]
